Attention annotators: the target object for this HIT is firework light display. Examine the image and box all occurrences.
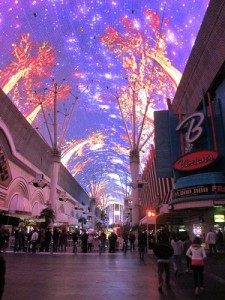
[0,0,210,207]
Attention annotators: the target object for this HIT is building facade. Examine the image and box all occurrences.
[153,0,225,240]
[0,89,94,229]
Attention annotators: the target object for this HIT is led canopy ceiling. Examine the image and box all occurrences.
[0,0,210,207]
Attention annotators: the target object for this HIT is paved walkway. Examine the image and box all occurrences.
[1,250,225,300]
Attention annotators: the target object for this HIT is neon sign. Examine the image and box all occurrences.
[173,150,218,171]
[172,184,225,198]
[176,112,204,144]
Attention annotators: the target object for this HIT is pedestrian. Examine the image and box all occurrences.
[129,232,136,252]
[117,236,124,251]
[99,231,106,253]
[26,229,32,253]
[52,227,59,252]
[183,235,192,273]
[30,228,39,253]
[18,228,26,252]
[87,234,94,252]
[59,228,67,252]
[122,231,129,252]
[153,232,174,292]
[0,253,5,300]
[13,227,19,252]
[45,228,52,252]
[171,234,184,276]
[138,231,146,261]
[81,230,88,253]
[0,230,4,253]
[3,228,10,252]
[205,229,217,256]
[108,231,117,253]
[186,236,207,296]
[72,230,79,253]
[93,236,99,252]
[216,229,224,252]
[39,228,46,252]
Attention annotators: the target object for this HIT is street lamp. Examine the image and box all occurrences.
[146,209,157,252]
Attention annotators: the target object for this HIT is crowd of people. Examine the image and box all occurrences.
[153,228,224,297]
[0,225,224,298]
[0,226,140,255]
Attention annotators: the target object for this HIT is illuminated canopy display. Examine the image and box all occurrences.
[0,0,210,206]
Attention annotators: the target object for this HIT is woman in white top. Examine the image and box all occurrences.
[87,234,94,252]
[186,236,206,296]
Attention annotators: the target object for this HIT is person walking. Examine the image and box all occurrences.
[45,228,52,252]
[186,236,207,296]
[153,232,174,292]
[18,228,26,252]
[183,235,192,273]
[108,231,117,253]
[72,230,79,253]
[138,231,146,261]
[99,231,106,253]
[81,230,88,253]
[205,229,217,256]
[129,232,136,252]
[59,228,67,252]
[30,228,39,253]
[216,229,224,252]
[52,227,59,252]
[0,230,4,253]
[87,234,94,252]
[39,228,46,252]
[122,231,129,253]
[0,253,5,300]
[13,227,19,252]
[171,235,184,276]
[3,228,10,252]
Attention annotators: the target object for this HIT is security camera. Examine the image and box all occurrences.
[33,174,47,189]
[58,191,68,202]
[137,182,144,188]
[38,182,47,189]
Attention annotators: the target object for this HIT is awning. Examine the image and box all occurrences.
[139,216,156,225]
[32,202,46,217]
[69,217,78,225]
[55,212,68,224]
[8,194,32,215]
